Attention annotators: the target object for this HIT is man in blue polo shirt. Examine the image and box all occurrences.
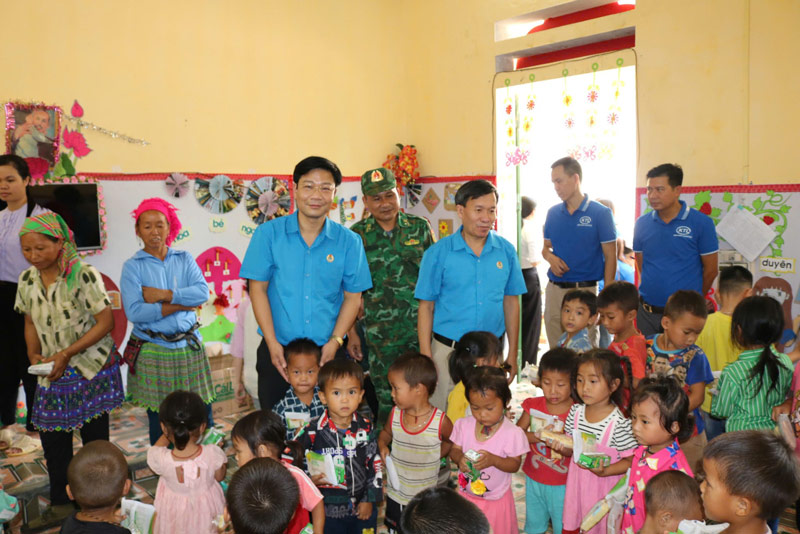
[542,157,617,348]
[415,179,526,410]
[240,156,372,409]
[633,163,719,336]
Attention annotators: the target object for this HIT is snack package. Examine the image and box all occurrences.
[121,499,156,534]
[529,408,558,432]
[580,470,629,532]
[199,427,226,447]
[576,452,611,469]
[464,449,483,481]
[539,429,573,448]
[27,362,55,376]
[672,520,730,534]
[305,450,339,486]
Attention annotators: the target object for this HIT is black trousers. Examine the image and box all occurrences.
[40,413,109,505]
[0,282,37,430]
[521,268,543,366]
[256,339,349,411]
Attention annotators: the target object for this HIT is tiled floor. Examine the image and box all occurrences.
[2,373,798,534]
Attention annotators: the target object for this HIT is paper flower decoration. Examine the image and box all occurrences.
[165,172,191,198]
[62,127,91,158]
[470,480,487,496]
[70,100,84,118]
[383,143,420,188]
[25,157,49,179]
[195,174,245,214]
[246,176,292,224]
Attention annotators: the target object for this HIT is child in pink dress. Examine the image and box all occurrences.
[611,377,694,534]
[548,350,637,534]
[147,391,226,534]
[448,367,529,534]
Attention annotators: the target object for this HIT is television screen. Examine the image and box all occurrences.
[30,183,102,251]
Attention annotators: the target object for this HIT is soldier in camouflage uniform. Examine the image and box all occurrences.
[349,168,434,428]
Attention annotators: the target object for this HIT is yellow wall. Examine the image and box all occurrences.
[1,1,410,175]
[3,1,798,185]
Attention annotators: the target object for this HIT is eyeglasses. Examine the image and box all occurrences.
[299,182,335,194]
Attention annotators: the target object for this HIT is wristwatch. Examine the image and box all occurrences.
[330,335,344,347]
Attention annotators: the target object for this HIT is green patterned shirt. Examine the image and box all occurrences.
[350,212,434,353]
[711,347,793,431]
[15,263,114,386]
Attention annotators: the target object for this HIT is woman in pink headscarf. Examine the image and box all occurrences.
[120,198,214,444]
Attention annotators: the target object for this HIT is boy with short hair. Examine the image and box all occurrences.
[62,441,132,534]
[378,352,453,533]
[701,431,800,534]
[295,359,382,534]
[226,457,300,534]
[695,266,753,440]
[597,281,647,386]
[399,487,490,534]
[639,470,704,534]
[274,338,325,440]
[558,289,598,353]
[645,290,714,470]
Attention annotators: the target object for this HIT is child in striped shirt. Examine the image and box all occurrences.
[712,296,793,432]
[378,352,453,534]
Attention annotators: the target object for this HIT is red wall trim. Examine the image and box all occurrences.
[516,35,635,69]
[528,2,635,34]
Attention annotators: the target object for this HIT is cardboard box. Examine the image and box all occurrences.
[209,354,253,418]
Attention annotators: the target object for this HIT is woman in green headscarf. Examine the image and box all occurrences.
[15,212,123,527]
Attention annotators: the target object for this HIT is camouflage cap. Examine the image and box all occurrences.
[361,167,397,196]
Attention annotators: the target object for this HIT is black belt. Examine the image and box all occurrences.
[552,280,597,289]
[640,298,665,315]
[141,322,202,351]
[433,332,457,349]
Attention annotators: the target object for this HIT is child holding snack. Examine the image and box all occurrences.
[231,410,324,534]
[147,391,227,534]
[446,331,502,423]
[378,352,452,533]
[605,377,695,534]
[558,289,598,353]
[295,360,382,534]
[273,338,325,440]
[449,366,529,534]
[551,349,637,534]
[516,348,577,534]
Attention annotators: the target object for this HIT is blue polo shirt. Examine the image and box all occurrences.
[414,227,526,341]
[240,213,372,346]
[633,201,718,307]
[543,194,617,283]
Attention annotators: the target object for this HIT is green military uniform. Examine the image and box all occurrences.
[351,168,434,428]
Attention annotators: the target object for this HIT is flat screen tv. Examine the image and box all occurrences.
[29,183,102,251]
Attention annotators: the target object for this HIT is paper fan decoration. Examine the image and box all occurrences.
[195,174,245,214]
[246,176,292,224]
[165,172,191,198]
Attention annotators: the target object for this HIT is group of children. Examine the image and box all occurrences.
[54,264,800,534]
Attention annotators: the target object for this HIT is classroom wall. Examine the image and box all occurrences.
[1,1,411,176]
[3,1,798,186]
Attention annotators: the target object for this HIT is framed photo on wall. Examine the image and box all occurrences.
[4,101,61,165]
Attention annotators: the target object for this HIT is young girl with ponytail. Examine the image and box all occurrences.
[147,390,227,533]
[712,296,794,431]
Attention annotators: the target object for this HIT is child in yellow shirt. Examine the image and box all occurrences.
[695,266,752,440]
[446,331,502,423]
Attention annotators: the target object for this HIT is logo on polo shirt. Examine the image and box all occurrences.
[674,226,692,238]
[578,216,592,227]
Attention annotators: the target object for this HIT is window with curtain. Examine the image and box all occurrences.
[495,60,637,277]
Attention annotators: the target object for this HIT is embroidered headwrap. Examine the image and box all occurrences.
[19,212,81,289]
[131,198,182,245]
